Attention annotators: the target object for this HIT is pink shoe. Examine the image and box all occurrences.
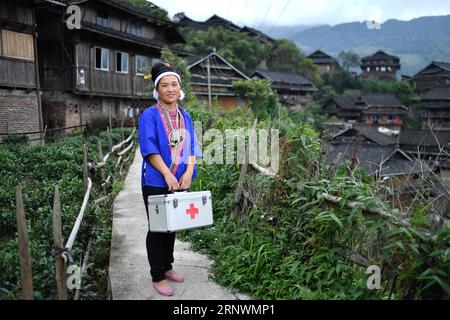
[153,282,174,296]
[165,270,185,283]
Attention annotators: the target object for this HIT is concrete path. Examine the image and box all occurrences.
[108,148,250,300]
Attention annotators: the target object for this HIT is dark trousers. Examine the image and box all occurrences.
[142,185,176,282]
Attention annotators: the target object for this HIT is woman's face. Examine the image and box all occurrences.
[157,75,180,105]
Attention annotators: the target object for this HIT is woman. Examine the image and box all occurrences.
[138,63,202,296]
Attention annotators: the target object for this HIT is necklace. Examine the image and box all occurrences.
[157,102,183,146]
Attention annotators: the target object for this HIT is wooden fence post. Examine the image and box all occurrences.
[98,139,106,193]
[107,126,113,152]
[83,144,89,189]
[231,119,258,219]
[41,125,47,146]
[52,185,68,300]
[16,186,34,300]
[121,120,125,142]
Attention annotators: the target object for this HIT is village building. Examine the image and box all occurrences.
[356,94,409,129]
[241,26,275,44]
[187,51,250,110]
[419,87,450,130]
[307,50,338,75]
[321,94,409,130]
[252,70,318,110]
[177,13,274,45]
[320,96,361,130]
[0,0,42,141]
[409,61,450,95]
[325,126,426,207]
[360,50,401,81]
[34,0,185,131]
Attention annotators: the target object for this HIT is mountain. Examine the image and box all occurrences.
[260,24,320,39]
[285,15,450,76]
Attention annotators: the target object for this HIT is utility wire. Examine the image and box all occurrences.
[258,0,276,30]
[237,0,249,26]
[267,0,291,34]
[226,0,234,21]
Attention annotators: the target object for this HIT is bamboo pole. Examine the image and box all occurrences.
[231,119,258,219]
[107,126,113,153]
[248,162,412,228]
[121,120,125,142]
[16,186,34,300]
[83,144,88,189]
[52,185,67,300]
[65,178,93,252]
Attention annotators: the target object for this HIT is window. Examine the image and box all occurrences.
[387,115,393,124]
[96,9,108,27]
[116,52,128,73]
[380,66,386,72]
[1,29,34,60]
[136,55,151,75]
[95,47,109,70]
[367,67,370,72]
[372,115,380,124]
[131,21,142,37]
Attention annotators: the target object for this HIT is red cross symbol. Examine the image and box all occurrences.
[186,203,199,220]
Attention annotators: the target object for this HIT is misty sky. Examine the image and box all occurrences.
[150,0,450,32]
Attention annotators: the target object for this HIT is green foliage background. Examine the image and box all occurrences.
[181,104,449,300]
[0,128,136,299]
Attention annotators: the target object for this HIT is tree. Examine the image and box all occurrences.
[337,50,360,71]
[126,0,169,19]
[268,39,320,84]
[178,26,272,74]
[233,79,279,118]
[361,79,419,105]
[322,69,361,94]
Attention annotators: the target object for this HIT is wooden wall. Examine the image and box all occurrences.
[80,4,157,41]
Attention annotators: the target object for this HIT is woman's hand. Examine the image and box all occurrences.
[179,170,193,190]
[163,171,180,191]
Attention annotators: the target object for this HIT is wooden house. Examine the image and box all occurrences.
[320,96,361,127]
[307,50,338,75]
[34,0,185,130]
[356,94,409,128]
[241,26,275,44]
[202,15,241,32]
[419,87,450,130]
[400,129,450,159]
[409,61,450,95]
[187,51,250,110]
[252,70,318,110]
[325,127,425,207]
[0,0,42,141]
[360,50,401,80]
[177,14,274,45]
[176,13,208,31]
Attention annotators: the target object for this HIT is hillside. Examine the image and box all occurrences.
[274,15,450,76]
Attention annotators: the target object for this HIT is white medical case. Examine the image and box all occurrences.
[146,191,213,233]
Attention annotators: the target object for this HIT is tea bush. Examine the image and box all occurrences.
[0,128,136,299]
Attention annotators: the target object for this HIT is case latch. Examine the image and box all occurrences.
[155,205,159,215]
[202,195,207,205]
[173,198,178,208]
